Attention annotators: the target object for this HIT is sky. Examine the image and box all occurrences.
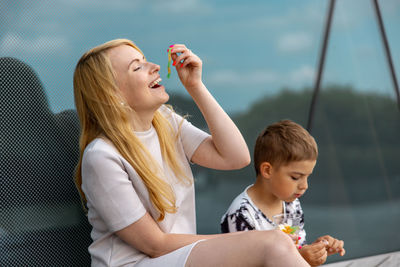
[1,0,399,113]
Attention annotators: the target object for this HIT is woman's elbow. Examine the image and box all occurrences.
[143,240,167,258]
[229,152,251,170]
[147,249,164,259]
[116,227,167,258]
[239,153,251,168]
[243,154,251,167]
[142,245,165,258]
[144,235,171,258]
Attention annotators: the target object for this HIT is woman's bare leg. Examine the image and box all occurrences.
[186,230,309,267]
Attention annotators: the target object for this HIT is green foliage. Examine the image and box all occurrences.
[167,93,207,130]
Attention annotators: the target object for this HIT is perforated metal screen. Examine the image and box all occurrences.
[1,57,92,266]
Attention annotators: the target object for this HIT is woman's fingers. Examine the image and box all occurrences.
[167,43,203,90]
[175,51,192,67]
[169,44,198,68]
[179,56,196,68]
[169,44,187,62]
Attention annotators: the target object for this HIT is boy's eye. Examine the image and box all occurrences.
[291,176,300,181]
[133,66,142,71]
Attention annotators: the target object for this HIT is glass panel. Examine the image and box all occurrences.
[304,0,400,263]
[380,0,400,82]
[2,0,399,265]
[0,0,325,114]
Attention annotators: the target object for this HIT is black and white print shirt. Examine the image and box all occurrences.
[220,185,306,246]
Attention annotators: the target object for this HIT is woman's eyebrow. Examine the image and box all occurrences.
[127,56,145,70]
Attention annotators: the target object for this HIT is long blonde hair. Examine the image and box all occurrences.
[73,39,189,221]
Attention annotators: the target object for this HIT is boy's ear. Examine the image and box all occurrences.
[260,162,273,178]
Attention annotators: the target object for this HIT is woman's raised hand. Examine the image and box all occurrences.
[169,44,203,92]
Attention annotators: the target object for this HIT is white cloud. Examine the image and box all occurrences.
[0,33,67,55]
[150,0,213,14]
[207,69,279,86]
[57,0,144,11]
[277,32,313,53]
[4,0,146,34]
[236,1,325,33]
[332,0,398,31]
[207,65,315,89]
[381,0,400,16]
[288,65,315,85]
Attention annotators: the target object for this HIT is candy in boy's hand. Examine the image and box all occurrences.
[278,224,301,248]
[279,223,300,235]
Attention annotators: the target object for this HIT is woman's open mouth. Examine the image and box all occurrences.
[149,78,162,89]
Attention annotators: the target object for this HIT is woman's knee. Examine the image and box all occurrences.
[186,231,298,267]
[252,230,296,253]
[248,230,307,266]
[233,230,297,265]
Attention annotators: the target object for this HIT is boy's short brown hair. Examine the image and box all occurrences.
[254,120,318,175]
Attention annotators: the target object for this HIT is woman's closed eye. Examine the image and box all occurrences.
[133,66,142,71]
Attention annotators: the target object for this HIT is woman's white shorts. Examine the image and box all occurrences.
[134,240,204,267]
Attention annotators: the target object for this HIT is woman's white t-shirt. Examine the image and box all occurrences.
[81,105,210,266]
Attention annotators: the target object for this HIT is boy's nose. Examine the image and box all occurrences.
[299,180,308,190]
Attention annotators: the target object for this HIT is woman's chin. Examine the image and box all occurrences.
[160,89,170,103]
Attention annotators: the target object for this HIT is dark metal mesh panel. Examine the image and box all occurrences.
[1,57,91,266]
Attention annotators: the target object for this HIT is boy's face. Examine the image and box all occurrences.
[268,160,316,202]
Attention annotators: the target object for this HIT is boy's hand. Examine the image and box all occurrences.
[316,235,346,256]
[299,241,327,266]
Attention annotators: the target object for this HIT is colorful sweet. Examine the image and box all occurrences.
[167,47,172,78]
[278,223,299,235]
[278,224,301,249]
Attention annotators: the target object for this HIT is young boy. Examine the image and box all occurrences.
[221,120,345,266]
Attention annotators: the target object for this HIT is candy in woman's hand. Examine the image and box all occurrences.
[167,47,172,78]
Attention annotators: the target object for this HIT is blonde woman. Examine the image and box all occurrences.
[73,39,309,267]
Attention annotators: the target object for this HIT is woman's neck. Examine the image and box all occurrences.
[129,109,154,132]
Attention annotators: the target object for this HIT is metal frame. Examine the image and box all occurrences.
[373,0,400,110]
[307,0,399,132]
[307,0,336,132]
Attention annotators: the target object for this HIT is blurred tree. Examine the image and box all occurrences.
[168,86,400,205]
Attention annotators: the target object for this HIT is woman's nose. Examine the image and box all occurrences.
[148,62,160,73]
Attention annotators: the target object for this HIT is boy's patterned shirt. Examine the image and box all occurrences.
[220,185,306,246]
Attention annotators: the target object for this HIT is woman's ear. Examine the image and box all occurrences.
[260,162,273,179]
